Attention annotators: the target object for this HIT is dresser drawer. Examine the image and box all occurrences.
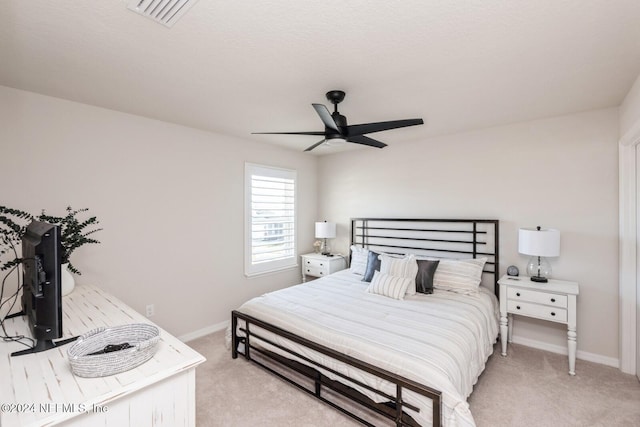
[507,287,567,308]
[507,300,568,323]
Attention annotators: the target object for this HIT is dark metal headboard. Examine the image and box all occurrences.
[350,218,500,296]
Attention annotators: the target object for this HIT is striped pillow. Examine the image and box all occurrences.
[379,254,419,295]
[366,271,413,300]
[433,257,487,294]
[349,245,369,275]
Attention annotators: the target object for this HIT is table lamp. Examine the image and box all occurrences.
[315,221,336,256]
[518,226,560,283]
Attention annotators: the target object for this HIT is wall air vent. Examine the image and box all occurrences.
[127,0,199,28]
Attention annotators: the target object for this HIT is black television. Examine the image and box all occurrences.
[7,220,77,357]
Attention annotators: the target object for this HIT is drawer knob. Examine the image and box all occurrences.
[516,305,521,310]
[516,292,521,297]
[551,312,556,316]
[551,298,556,303]
[320,263,324,266]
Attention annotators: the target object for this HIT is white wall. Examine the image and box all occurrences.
[621,74,640,141]
[0,85,317,338]
[318,108,619,363]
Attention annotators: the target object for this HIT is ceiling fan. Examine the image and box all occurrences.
[253,90,424,152]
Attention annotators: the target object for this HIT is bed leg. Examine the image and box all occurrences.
[314,371,321,397]
[395,385,403,426]
[245,322,251,360]
[433,395,442,427]
[231,311,238,359]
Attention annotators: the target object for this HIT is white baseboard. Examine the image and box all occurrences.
[510,335,619,369]
[178,320,228,343]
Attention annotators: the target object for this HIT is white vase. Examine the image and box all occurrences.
[61,263,75,296]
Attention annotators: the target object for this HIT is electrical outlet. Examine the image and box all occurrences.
[145,304,155,317]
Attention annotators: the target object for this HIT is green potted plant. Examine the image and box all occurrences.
[0,206,102,294]
[37,207,102,275]
[0,206,33,273]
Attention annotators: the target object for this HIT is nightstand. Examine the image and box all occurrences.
[300,253,347,282]
[498,274,580,375]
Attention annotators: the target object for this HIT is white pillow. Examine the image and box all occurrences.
[433,257,487,294]
[366,271,412,300]
[379,254,419,295]
[349,245,369,275]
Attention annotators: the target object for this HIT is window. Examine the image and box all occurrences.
[244,163,297,276]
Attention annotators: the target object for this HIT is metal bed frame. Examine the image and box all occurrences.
[232,218,500,426]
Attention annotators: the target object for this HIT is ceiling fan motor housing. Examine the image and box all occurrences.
[327,90,347,138]
[330,113,348,133]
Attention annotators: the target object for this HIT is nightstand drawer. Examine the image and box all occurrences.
[507,287,567,308]
[304,258,328,271]
[304,266,326,277]
[507,300,568,323]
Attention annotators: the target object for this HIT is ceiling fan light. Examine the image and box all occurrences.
[325,138,347,146]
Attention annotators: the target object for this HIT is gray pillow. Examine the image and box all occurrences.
[362,251,381,283]
[416,260,440,294]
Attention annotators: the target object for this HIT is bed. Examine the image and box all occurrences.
[230,218,500,427]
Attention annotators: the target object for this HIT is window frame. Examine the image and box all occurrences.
[244,162,298,277]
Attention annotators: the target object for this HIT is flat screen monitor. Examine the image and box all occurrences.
[9,220,77,357]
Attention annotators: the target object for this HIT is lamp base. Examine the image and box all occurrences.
[526,256,552,284]
[530,275,548,283]
[320,239,330,256]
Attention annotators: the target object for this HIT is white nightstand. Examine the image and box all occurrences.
[300,253,347,282]
[498,274,580,375]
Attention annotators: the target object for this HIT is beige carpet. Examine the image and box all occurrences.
[189,331,640,426]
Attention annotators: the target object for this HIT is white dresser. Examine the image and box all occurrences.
[0,284,205,426]
[498,275,579,375]
[300,253,347,282]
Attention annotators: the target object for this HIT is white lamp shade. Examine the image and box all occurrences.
[315,221,336,239]
[518,227,560,257]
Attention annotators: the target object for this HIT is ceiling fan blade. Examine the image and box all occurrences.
[304,139,327,152]
[346,118,424,136]
[252,131,326,136]
[347,135,387,149]
[312,104,341,133]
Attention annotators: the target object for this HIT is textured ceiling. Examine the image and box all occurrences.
[1,1,640,154]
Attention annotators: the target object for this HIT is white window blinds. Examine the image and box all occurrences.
[244,163,297,276]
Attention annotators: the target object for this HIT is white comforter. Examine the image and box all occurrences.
[229,269,499,427]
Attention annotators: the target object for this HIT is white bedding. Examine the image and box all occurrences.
[229,269,499,427]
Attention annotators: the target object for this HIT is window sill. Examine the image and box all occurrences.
[245,264,298,279]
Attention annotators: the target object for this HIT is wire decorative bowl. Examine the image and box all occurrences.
[68,324,160,378]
